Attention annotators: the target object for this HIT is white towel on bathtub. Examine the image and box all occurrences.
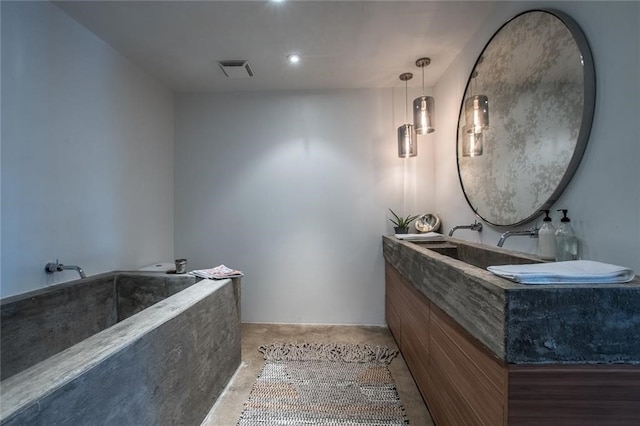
[487,260,635,284]
[190,264,244,280]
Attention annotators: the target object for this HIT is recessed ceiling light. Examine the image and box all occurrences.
[287,54,301,64]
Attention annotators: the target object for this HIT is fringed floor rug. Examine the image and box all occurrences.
[237,343,409,425]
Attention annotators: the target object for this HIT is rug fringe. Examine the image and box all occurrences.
[258,342,399,364]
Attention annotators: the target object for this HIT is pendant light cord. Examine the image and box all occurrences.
[404,79,408,122]
[472,71,475,96]
[399,72,413,124]
[472,70,477,96]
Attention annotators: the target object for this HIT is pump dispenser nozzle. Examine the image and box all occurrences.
[541,210,552,222]
[558,209,570,222]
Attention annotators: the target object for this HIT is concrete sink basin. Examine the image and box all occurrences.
[410,240,542,269]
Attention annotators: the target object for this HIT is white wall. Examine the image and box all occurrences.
[174,89,434,325]
[1,2,175,297]
[434,1,640,272]
[0,0,3,290]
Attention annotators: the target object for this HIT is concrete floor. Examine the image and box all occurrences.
[202,323,434,425]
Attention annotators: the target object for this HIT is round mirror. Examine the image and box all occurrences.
[456,9,595,227]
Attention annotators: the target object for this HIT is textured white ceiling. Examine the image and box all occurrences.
[53,0,497,92]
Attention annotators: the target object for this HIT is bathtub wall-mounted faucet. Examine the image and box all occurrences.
[449,220,483,237]
[497,226,539,247]
[45,259,86,279]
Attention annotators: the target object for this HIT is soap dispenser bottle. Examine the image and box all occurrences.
[555,209,579,261]
[538,210,556,260]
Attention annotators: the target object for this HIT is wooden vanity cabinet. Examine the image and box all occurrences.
[386,262,640,425]
[386,263,506,425]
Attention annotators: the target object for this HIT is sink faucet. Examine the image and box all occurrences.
[45,259,86,279]
[497,226,539,247]
[449,221,483,237]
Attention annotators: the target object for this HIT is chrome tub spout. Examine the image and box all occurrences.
[45,259,86,279]
[449,221,483,237]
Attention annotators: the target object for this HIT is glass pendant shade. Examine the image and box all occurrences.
[462,125,483,157]
[464,95,489,133]
[413,95,436,134]
[398,124,417,157]
[397,72,416,158]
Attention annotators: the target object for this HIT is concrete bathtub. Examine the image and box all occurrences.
[0,272,241,425]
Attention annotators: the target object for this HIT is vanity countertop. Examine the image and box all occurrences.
[382,235,640,364]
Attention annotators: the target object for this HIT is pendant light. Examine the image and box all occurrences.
[462,69,488,157]
[398,73,417,158]
[462,125,483,157]
[464,70,489,134]
[413,57,435,134]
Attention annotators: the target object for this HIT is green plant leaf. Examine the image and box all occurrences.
[389,208,401,226]
[388,209,419,227]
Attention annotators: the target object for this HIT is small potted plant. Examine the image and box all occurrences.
[389,209,419,234]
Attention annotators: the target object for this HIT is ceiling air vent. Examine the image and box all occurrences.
[218,60,254,78]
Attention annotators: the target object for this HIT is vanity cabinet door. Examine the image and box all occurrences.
[507,364,640,424]
[429,303,507,426]
[398,279,430,399]
[385,264,404,346]
[385,264,430,401]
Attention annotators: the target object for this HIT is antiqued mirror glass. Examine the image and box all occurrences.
[456,9,595,227]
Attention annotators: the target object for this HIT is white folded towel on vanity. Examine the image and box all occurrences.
[395,232,445,242]
[487,260,636,285]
